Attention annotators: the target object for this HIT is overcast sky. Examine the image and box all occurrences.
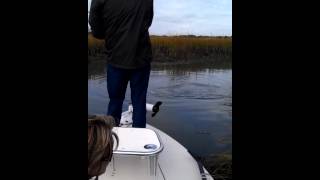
[88,0,232,36]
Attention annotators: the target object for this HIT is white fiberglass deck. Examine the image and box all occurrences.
[98,125,214,180]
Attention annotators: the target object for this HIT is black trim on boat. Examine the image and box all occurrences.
[188,151,208,180]
[197,160,207,180]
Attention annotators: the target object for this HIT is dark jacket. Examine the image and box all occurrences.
[89,0,154,69]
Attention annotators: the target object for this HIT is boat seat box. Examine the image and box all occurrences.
[112,127,164,176]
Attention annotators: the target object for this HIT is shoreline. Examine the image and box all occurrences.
[88,55,232,68]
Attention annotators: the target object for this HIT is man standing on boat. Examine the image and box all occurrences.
[89,0,154,128]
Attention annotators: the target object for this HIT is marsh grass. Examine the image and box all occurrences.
[88,33,232,64]
[151,35,232,63]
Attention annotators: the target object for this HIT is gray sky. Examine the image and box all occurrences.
[88,0,232,36]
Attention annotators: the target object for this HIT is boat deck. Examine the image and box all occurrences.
[99,125,214,180]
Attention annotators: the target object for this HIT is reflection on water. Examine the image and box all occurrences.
[88,62,232,156]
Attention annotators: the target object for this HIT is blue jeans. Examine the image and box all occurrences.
[106,64,151,128]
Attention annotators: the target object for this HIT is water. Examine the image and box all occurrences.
[88,62,232,157]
